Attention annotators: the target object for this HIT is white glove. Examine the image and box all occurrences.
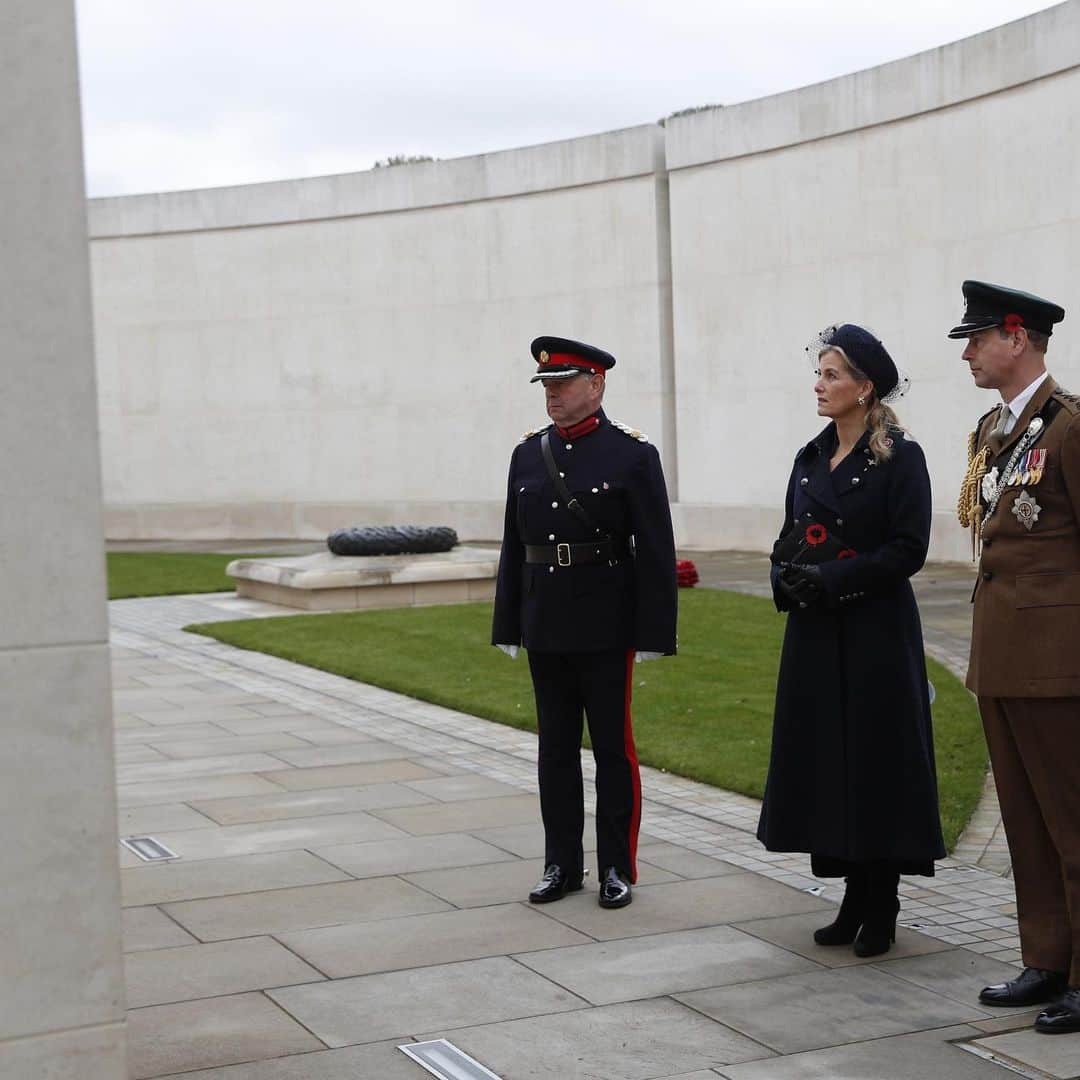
[634,651,663,663]
[496,644,519,659]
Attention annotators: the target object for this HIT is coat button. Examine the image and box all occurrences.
[565,443,573,450]
[548,533,555,541]
[982,570,994,581]
[800,477,808,486]
[836,518,843,526]
[548,566,554,573]
[551,501,558,508]
[852,477,861,486]
[592,487,598,493]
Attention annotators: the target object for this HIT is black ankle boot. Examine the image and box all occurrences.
[853,871,899,957]
[813,874,866,946]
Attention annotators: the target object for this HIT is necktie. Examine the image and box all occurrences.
[991,404,1012,440]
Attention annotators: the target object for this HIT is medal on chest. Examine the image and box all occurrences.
[1010,489,1042,531]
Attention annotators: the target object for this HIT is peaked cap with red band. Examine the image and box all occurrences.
[529,335,616,383]
[947,279,1065,339]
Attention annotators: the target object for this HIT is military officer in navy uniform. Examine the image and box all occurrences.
[492,336,678,909]
[952,281,1080,1034]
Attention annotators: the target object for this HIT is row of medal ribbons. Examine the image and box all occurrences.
[1006,448,1046,487]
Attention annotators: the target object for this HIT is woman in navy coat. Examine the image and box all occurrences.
[757,324,946,957]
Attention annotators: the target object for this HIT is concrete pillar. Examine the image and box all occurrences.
[0,1,126,1075]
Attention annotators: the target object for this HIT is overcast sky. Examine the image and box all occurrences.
[75,0,1057,198]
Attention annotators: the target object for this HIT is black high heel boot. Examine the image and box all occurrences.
[853,870,899,957]
[813,873,866,946]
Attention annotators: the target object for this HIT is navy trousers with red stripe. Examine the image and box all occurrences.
[527,648,641,883]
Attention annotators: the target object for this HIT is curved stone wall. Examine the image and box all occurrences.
[90,1,1080,561]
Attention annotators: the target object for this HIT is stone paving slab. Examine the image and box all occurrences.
[441,998,774,1077]
[127,993,325,1079]
[147,809,408,860]
[150,732,313,758]
[401,773,527,801]
[636,841,745,879]
[189,782,437,824]
[154,1041,442,1079]
[116,772,285,808]
[871,949,1029,1013]
[402,855,679,908]
[116,744,170,764]
[115,721,239,743]
[714,1025,1002,1079]
[968,1029,1080,1078]
[122,906,199,952]
[210,712,348,735]
[368,792,542,834]
[312,832,519,878]
[256,760,441,789]
[278,902,594,977]
[515,925,820,1006]
[732,910,952,967]
[116,752,292,784]
[121,850,350,907]
[163,877,452,941]
[124,935,325,1008]
[118,802,219,834]
[266,740,419,768]
[470,819,600,857]
[267,955,586,1047]
[536,873,830,941]
[676,965,985,1054]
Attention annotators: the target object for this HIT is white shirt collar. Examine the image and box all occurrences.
[1004,371,1049,421]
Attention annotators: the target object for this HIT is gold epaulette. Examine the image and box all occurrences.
[519,424,551,442]
[610,419,649,443]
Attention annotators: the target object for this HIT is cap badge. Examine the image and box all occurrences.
[539,350,549,364]
[1011,489,1042,530]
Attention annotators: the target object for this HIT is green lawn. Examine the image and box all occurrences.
[186,589,986,850]
[107,553,260,599]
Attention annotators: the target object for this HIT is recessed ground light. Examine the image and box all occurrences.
[398,1039,502,1080]
[120,836,179,862]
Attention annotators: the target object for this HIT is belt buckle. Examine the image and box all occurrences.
[556,542,571,567]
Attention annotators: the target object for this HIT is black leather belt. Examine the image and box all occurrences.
[525,540,625,567]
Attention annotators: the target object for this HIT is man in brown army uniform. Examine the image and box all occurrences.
[952,279,1080,1034]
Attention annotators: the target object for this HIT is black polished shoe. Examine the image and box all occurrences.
[598,866,632,909]
[1035,988,1080,1034]
[528,864,583,904]
[980,967,1068,1007]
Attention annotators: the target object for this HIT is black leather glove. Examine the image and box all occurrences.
[777,564,824,608]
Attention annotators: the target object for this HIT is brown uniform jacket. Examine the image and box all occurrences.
[968,375,1080,696]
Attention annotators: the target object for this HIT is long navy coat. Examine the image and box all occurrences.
[756,424,946,868]
[491,409,677,655]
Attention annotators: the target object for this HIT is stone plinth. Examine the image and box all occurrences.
[227,548,500,611]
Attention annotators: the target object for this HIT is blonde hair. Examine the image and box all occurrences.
[822,346,905,463]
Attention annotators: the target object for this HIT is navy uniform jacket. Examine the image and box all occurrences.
[491,408,678,654]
